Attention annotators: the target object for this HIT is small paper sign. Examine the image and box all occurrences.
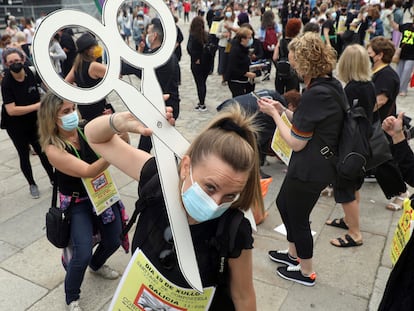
[271,112,292,166]
[81,169,120,215]
[209,21,220,34]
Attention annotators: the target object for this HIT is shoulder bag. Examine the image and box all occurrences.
[45,173,77,248]
[365,105,393,170]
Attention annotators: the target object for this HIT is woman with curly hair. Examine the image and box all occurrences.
[187,16,212,112]
[258,32,344,286]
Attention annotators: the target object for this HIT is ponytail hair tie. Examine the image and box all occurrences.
[218,119,248,140]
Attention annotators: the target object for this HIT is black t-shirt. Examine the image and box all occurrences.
[288,77,345,183]
[74,60,106,121]
[322,19,337,46]
[132,158,253,310]
[372,65,399,122]
[1,66,40,130]
[399,23,414,60]
[344,80,376,123]
[56,128,99,196]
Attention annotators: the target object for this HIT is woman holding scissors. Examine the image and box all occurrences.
[85,106,262,310]
[38,92,124,311]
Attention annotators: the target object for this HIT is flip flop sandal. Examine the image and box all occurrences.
[320,186,333,197]
[326,217,349,230]
[386,192,409,211]
[331,234,363,248]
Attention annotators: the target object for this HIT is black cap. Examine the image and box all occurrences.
[76,32,98,53]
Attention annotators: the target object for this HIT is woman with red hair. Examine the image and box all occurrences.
[272,18,302,94]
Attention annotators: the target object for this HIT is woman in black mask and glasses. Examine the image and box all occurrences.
[1,48,54,199]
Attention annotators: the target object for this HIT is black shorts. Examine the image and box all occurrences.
[333,176,364,203]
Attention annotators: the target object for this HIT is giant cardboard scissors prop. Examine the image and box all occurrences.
[32,0,203,291]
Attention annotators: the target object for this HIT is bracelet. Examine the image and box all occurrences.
[109,113,121,134]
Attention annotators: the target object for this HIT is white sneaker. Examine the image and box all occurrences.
[89,264,119,279]
[29,184,40,199]
[68,300,82,311]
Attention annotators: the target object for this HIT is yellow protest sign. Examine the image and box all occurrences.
[271,112,292,166]
[81,169,120,215]
[110,249,215,311]
[209,21,220,35]
[390,198,414,265]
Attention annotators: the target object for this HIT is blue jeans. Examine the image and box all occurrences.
[65,200,122,305]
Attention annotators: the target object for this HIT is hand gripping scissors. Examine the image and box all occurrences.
[32,0,203,292]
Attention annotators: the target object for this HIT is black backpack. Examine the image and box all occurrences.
[275,38,291,78]
[316,84,372,181]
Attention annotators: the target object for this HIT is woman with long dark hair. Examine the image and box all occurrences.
[187,16,212,112]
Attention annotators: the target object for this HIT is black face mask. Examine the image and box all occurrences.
[9,62,23,73]
[369,56,375,66]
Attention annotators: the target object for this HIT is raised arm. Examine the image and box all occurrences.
[85,112,153,181]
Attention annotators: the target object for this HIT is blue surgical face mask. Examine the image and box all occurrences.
[331,12,337,20]
[59,111,79,131]
[247,38,253,47]
[145,34,151,48]
[225,11,232,18]
[181,167,240,223]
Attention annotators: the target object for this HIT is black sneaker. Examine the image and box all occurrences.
[277,265,316,286]
[268,250,300,266]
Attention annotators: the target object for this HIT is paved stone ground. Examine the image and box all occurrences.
[1,10,414,311]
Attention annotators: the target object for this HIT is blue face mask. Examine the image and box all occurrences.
[181,167,240,223]
[247,38,253,47]
[225,12,232,18]
[145,34,151,48]
[331,12,337,20]
[59,111,79,131]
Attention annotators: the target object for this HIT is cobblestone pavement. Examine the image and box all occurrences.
[1,11,414,311]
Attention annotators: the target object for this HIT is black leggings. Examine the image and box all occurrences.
[191,63,209,106]
[276,176,326,259]
[7,126,54,185]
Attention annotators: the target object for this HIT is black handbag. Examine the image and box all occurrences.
[45,173,75,248]
[366,120,393,170]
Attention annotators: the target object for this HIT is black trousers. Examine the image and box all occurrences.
[7,126,54,185]
[276,176,326,259]
[191,63,209,106]
[228,81,254,98]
